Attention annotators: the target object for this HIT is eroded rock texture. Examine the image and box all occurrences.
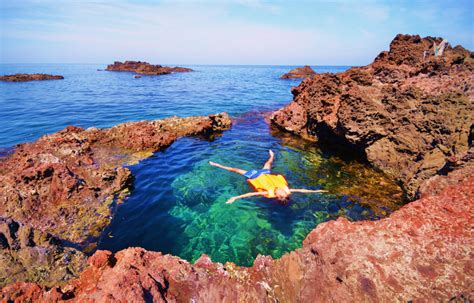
[0,113,231,246]
[0,74,64,82]
[0,217,86,288]
[106,61,193,75]
[271,34,474,199]
[2,162,472,302]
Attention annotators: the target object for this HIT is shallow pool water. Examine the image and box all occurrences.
[1,64,403,266]
[98,112,403,266]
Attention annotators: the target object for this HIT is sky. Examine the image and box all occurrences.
[1,0,473,65]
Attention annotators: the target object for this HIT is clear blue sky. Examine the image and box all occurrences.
[1,0,473,65]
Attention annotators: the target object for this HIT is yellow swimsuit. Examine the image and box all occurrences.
[247,174,288,198]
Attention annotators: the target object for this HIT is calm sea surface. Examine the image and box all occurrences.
[0,64,403,265]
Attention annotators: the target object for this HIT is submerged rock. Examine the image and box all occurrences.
[0,113,231,248]
[106,61,193,76]
[271,34,474,199]
[0,73,64,82]
[2,162,472,301]
[280,65,317,79]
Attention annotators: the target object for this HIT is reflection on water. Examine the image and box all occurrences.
[98,113,403,266]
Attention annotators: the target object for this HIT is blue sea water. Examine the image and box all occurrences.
[1,64,341,147]
[0,64,403,266]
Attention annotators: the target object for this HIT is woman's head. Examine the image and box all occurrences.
[275,187,290,201]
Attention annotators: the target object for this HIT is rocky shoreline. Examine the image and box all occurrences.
[0,113,231,287]
[105,61,193,76]
[1,35,473,302]
[271,34,473,200]
[0,74,64,82]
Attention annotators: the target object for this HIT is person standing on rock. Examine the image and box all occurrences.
[209,150,327,204]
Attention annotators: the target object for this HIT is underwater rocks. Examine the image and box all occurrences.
[280,65,317,79]
[3,162,472,302]
[271,34,474,199]
[0,73,64,82]
[106,61,193,75]
[0,113,231,247]
[0,217,86,288]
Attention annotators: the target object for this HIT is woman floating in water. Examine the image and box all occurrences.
[209,150,327,204]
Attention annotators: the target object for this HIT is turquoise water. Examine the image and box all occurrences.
[0,64,403,266]
[98,113,402,266]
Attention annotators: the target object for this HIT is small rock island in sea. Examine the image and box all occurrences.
[0,73,64,82]
[280,65,317,79]
[105,60,193,76]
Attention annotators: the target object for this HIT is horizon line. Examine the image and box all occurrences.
[0,62,357,67]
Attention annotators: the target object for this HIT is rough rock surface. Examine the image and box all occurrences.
[271,34,474,199]
[106,61,193,75]
[0,113,231,246]
[280,65,317,79]
[0,73,64,82]
[2,162,472,302]
[0,217,86,288]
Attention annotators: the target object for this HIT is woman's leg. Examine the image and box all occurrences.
[209,161,247,175]
[263,150,274,170]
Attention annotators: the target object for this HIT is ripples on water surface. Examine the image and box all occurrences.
[0,64,403,265]
[1,64,314,147]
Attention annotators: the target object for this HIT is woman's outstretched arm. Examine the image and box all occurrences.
[226,191,267,204]
[289,189,328,194]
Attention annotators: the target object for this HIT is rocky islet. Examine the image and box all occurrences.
[0,74,64,82]
[105,60,193,76]
[280,65,317,79]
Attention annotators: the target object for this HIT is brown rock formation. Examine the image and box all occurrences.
[106,61,193,75]
[0,217,86,288]
[2,162,472,302]
[0,113,231,247]
[271,34,474,199]
[280,65,317,79]
[0,74,64,82]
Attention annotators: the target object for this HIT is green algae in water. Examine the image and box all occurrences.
[98,114,403,267]
[169,143,402,266]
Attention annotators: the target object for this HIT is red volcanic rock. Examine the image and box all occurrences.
[0,113,231,247]
[0,217,86,287]
[2,163,472,302]
[0,73,64,82]
[280,65,317,79]
[87,250,115,269]
[106,61,193,75]
[271,34,474,199]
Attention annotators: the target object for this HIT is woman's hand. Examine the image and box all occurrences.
[226,197,236,204]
